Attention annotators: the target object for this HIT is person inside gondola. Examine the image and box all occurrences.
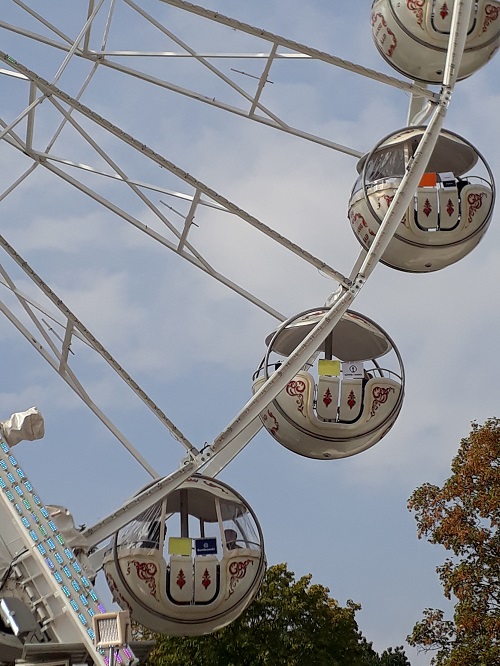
[224,528,238,550]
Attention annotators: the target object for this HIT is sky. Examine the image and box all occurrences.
[1,1,500,663]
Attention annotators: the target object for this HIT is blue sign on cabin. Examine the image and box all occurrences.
[195,537,217,555]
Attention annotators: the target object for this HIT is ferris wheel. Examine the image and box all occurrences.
[0,1,498,663]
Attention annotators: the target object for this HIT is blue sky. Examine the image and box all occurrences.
[1,2,500,663]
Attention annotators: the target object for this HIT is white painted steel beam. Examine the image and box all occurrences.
[0,290,161,479]
[82,286,359,544]
[0,233,198,460]
[0,0,472,546]
[82,459,198,547]
[159,0,438,100]
[0,51,350,288]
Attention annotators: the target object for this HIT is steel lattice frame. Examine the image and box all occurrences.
[0,0,472,546]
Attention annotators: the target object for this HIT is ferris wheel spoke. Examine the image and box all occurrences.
[82,457,199,547]
[201,416,263,478]
[159,0,438,99]
[125,0,288,130]
[96,53,363,155]
[0,0,496,651]
[0,283,163,478]
[0,2,468,478]
[0,89,313,323]
[7,27,363,155]
[0,233,200,459]
[0,50,351,290]
[36,155,288,320]
[0,19,358,154]
[49,0,106,86]
[12,0,77,46]
[1,1,432,160]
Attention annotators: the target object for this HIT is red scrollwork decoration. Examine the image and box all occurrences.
[371,12,398,56]
[423,198,432,217]
[376,193,394,210]
[127,560,159,599]
[466,191,487,226]
[347,390,357,410]
[369,386,396,419]
[262,409,279,435]
[483,5,500,33]
[407,0,425,28]
[350,212,376,238]
[286,380,306,416]
[202,568,211,590]
[446,199,455,216]
[440,3,449,20]
[105,572,133,612]
[227,559,254,598]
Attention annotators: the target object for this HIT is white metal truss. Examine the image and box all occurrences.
[0,0,471,544]
[0,2,476,659]
[0,0,438,156]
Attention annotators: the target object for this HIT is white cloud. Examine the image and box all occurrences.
[1,3,500,661]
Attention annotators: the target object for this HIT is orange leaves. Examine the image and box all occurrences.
[408,419,500,665]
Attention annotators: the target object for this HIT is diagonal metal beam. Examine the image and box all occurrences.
[0,50,350,289]
[0,19,364,157]
[0,232,199,458]
[158,0,438,100]
[124,0,289,128]
[0,289,161,479]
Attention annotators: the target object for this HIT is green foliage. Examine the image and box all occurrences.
[142,563,408,665]
[408,418,500,665]
[379,646,411,665]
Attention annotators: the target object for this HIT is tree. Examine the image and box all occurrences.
[379,646,412,665]
[407,418,500,665]
[144,563,409,665]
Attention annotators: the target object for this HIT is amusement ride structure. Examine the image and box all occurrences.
[0,0,498,664]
